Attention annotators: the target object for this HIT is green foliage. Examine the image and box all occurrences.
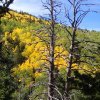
[72,71,100,100]
[0,10,100,99]
[0,64,17,100]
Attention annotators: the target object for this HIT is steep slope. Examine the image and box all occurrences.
[0,10,100,99]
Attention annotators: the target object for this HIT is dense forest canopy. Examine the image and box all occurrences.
[0,0,100,100]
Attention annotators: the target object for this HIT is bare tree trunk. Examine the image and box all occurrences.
[64,0,89,99]
[48,35,55,100]
[64,28,76,99]
[48,0,55,100]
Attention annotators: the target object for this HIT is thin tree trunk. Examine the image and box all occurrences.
[48,0,55,100]
[64,28,76,100]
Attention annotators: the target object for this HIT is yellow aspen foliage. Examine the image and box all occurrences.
[4,32,9,38]
[54,46,68,70]
[12,28,23,37]
[21,19,27,23]
[34,72,42,78]
[3,32,9,45]
[13,46,19,53]
[22,45,34,57]
[72,63,79,69]
[7,27,69,80]
[34,18,40,24]
[55,58,67,70]
[45,21,50,25]
[19,60,31,71]
[77,64,97,74]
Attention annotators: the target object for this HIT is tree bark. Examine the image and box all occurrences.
[64,28,76,100]
[48,0,55,100]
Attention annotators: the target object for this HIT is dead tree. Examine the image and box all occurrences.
[41,0,61,99]
[48,0,55,99]
[64,0,89,99]
[44,0,56,99]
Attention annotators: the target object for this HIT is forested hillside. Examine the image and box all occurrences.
[0,9,100,100]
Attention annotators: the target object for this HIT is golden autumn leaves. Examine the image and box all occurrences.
[3,27,97,82]
[4,28,69,79]
[2,11,99,84]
